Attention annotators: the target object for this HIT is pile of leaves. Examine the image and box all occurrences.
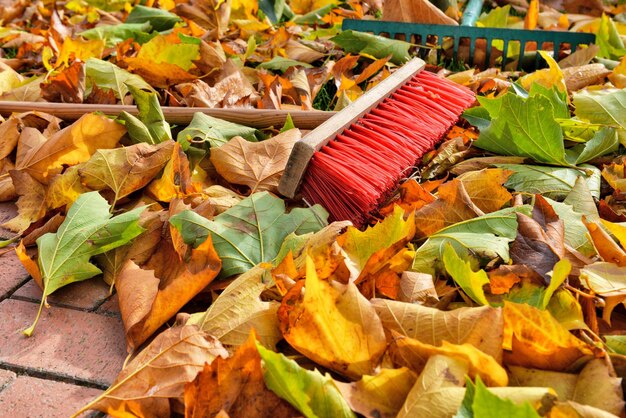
[2,0,626,417]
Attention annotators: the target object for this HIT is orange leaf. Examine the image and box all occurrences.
[584,218,626,266]
[147,142,200,202]
[379,179,435,216]
[116,211,222,350]
[413,178,483,238]
[503,301,593,371]
[184,331,297,418]
[15,240,42,289]
[525,0,539,29]
[458,168,513,214]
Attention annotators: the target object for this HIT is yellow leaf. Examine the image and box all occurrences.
[278,256,387,379]
[503,301,593,371]
[600,219,626,250]
[147,142,200,202]
[584,218,626,266]
[609,56,626,88]
[389,332,508,386]
[15,113,125,183]
[458,168,513,214]
[15,240,43,289]
[340,205,416,272]
[520,51,567,93]
[334,367,417,418]
[56,37,104,68]
[525,0,539,30]
[46,165,91,210]
[211,129,300,194]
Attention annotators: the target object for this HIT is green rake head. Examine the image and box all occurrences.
[341,19,596,71]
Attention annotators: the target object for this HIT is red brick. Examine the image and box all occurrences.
[12,278,111,310]
[0,369,16,392]
[0,202,17,238]
[0,375,101,418]
[0,250,30,300]
[97,293,120,316]
[0,299,126,386]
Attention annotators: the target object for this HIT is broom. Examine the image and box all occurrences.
[278,57,475,226]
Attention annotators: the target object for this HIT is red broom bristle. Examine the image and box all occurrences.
[300,71,475,226]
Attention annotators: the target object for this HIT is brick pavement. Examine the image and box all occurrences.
[0,202,126,417]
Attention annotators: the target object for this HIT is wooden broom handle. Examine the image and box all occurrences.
[278,57,426,199]
[0,102,335,129]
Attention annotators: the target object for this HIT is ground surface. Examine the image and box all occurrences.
[0,202,126,417]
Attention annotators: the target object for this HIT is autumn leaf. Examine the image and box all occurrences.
[186,264,282,350]
[1,170,46,233]
[278,256,387,379]
[457,168,513,214]
[256,342,356,418]
[176,112,259,149]
[170,191,328,278]
[460,376,541,418]
[584,218,626,266]
[389,332,508,387]
[580,262,626,323]
[21,192,144,335]
[184,331,297,418]
[76,325,227,417]
[211,129,300,194]
[413,179,484,239]
[79,140,174,206]
[147,142,200,202]
[383,0,457,25]
[15,113,126,183]
[334,368,417,418]
[341,205,416,272]
[443,244,490,306]
[85,58,154,100]
[503,301,593,371]
[116,205,221,350]
[372,299,504,362]
[45,165,92,211]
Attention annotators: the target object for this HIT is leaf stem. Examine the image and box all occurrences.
[0,235,19,249]
[22,296,47,337]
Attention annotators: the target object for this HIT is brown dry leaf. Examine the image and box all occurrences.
[40,60,85,103]
[334,367,417,418]
[0,158,16,202]
[278,256,387,379]
[2,170,46,233]
[175,0,230,36]
[211,129,300,194]
[285,39,325,64]
[458,168,513,214]
[124,58,196,89]
[15,113,125,183]
[510,195,565,282]
[562,64,611,92]
[116,212,222,350]
[79,140,174,205]
[383,0,457,25]
[389,331,508,387]
[372,299,503,363]
[0,117,20,160]
[21,213,64,247]
[147,142,200,202]
[76,325,228,417]
[584,218,626,266]
[184,331,297,418]
[397,271,438,304]
[542,0,605,16]
[602,161,626,193]
[413,178,484,239]
[503,301,593,371]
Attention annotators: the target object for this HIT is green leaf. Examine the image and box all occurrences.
[596,14,626,60]
[125,5,182,31]
[25,192,144,336]
[176,112,259,149]
[169,191,328,278]
[544,197,596,256]
[256,342,356,418]
[477,5,510,28]
[294,4,336,24]
[497,164,601,200]
[85,58,154,100]
[474,90,570,166]
[443,244,490,306]
[119,85,171,144]
[573,88,626,131]
[469,376,541,418]
[259,0,286,23]
[257,56,313,72]
[280,114,296,133]
[331,30,410,65]
[411,206,531,275]
[461,106,491,131]
[573,127,619,164]
[547,290,588,331]
[606,335,626,355]
[80,23,153,47]
[563,176,600,221]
